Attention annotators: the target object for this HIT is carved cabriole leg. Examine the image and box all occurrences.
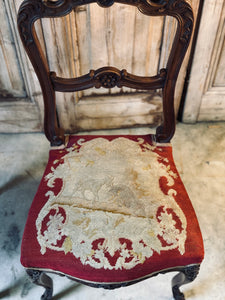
[26,269,53,300]
[172,265,200,300]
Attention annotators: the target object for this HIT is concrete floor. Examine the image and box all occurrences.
[0,122,225,300]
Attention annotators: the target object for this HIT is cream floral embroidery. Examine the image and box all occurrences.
[36,137,187,270]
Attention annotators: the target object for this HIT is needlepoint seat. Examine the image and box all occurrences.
[21,134,203,285]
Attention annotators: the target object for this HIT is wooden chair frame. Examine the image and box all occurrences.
[17,1,200,299]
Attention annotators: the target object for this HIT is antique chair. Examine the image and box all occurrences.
[17,0,204,299]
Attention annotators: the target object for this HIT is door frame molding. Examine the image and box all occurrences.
[183,0,225,123]
[0,0,42,133]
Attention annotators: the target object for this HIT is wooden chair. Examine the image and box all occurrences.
[17,0,204,299]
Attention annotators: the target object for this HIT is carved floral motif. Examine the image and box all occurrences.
[26,269,42,283]
[97,0,115,8]
[183,264,200,281]
[17,1,43,45]
[140,0,194,43]
[95,73,120,88]
[42,0,66,7]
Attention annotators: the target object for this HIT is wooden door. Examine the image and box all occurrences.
[183,0,225,122]
[0,1,43,132]
[0,0,200,133]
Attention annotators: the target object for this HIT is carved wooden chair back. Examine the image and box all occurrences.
[18,0,194,146]
[17,1,204,300]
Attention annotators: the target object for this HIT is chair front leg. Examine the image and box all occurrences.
[26,269,53,300]
[172,265,200,300]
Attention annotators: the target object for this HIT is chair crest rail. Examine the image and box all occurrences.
[18,0,193,46]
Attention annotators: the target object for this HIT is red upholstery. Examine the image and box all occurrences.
[21,134,204,284]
